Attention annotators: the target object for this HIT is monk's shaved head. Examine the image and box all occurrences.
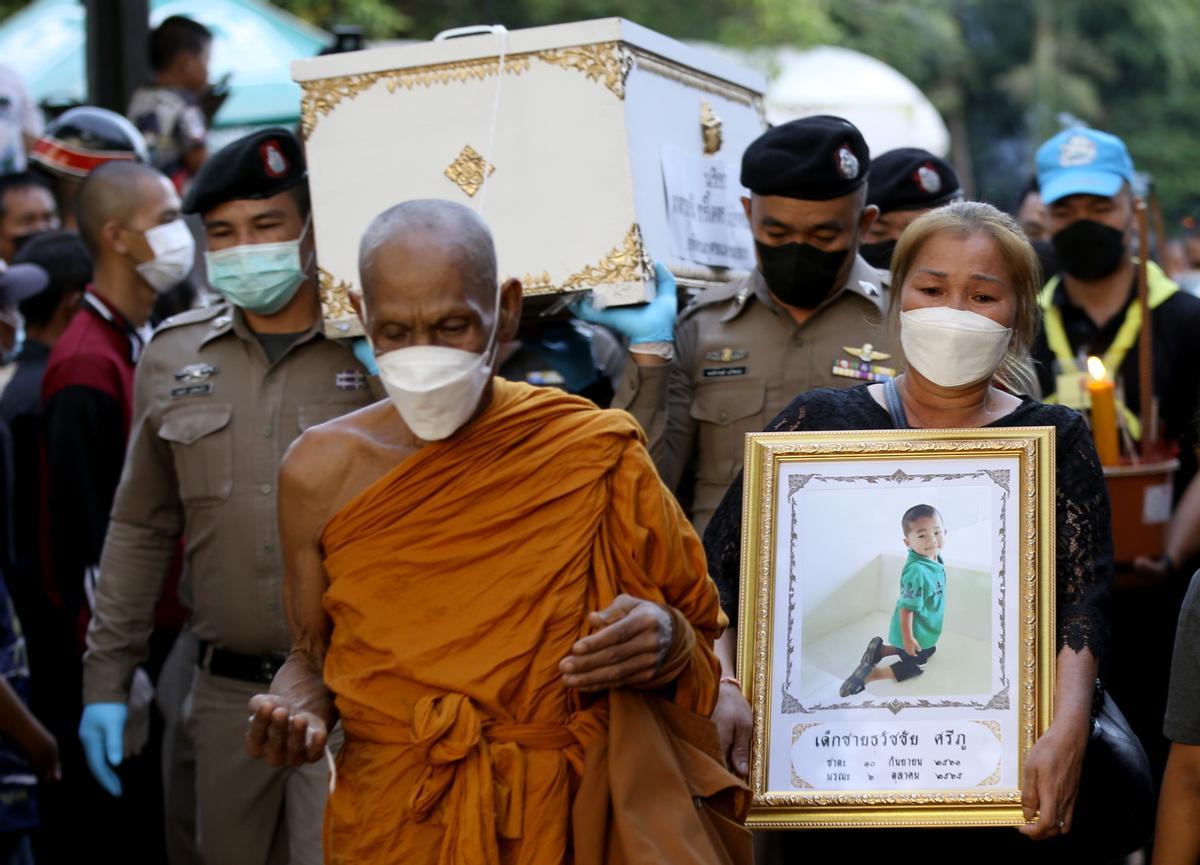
[358,199,498,307]
[76,161,172,255]
[353,198,522,362]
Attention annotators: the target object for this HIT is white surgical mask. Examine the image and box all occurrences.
[135,219,195,294]
[900,306,1012,388]
[374,289,502,442]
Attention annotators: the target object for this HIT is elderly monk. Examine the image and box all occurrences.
[245,199,728,864]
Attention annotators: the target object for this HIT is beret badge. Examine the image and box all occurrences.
[262,141,288,178]
[915,163,943,194]
[836,143,860,180]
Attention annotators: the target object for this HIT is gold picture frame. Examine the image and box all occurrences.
[736,426,1056,828]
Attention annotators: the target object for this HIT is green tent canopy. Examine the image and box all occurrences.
[0,0,332,127]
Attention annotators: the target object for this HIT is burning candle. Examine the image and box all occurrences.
[1087,356,1120,466]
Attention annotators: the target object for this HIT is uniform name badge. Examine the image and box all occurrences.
[1055,371,1091,410]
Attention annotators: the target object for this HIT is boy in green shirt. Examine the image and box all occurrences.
[840,504,947,696]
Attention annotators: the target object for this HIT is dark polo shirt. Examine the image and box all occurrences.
[1032,278,1200,496]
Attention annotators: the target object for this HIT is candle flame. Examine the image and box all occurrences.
[1087,356,1106,381]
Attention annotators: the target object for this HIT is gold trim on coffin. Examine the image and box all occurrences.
[560,224,652,290]
[736,428,1056,828]
[700,99,723,154]
[520,271,555,292]
[300,41,765,137]
[318,224,651,325]
[535,43,634,100]
[519,224,653,296]
[299,42,632,137]
[318,266,356,321]
[444,145,495,197]
[300,55,533,137]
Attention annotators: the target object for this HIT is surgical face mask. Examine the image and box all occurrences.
[134,219,195,294]
[755,240,848,309]
[373,291,502,442]
[900,306,1012,388]
[860,239,898,271]
[205,219,312,315]
[1051,219,1126,281]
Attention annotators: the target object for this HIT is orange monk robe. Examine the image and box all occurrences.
[319,379,726,865]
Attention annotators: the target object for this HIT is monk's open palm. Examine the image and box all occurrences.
[246,694,327,767]
[559,594,673,692]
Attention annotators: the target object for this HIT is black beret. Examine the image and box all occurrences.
[866,148,961,212]
[182,127,306,215]
[740,115,869,201]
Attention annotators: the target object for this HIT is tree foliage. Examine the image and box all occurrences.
[2,0,1199,217]
[275,0,411,37]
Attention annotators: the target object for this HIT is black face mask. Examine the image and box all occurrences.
[9,231,45,257]
[1051,220,1127,281]
[755,240,849,309]
[859,239,897,271]
[1030,238,1060,283]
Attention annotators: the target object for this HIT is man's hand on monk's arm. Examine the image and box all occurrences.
[247,436,338,768]
[559,594,675,692]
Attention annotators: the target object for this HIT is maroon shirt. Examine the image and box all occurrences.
[41,291,142,624]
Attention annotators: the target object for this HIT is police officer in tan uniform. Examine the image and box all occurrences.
[78,129,380,865]
[579,115,898,537]
[859,147,962,270]
[575,115,898,791]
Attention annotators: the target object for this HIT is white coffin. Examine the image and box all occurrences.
[292,18,767,336]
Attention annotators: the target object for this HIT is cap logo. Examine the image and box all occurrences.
[1059,134,1098,168]
[914,163,943,194]
[261,141,288,178]
[836,143,860,180]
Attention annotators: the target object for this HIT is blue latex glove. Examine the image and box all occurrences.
[79,702,126,797]
[351,336,379,376]
[571,262,677,345]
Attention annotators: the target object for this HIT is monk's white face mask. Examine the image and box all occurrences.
[373,288,501,442]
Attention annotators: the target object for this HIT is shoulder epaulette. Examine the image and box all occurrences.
[151,303,228,340]
[678,279,748,323]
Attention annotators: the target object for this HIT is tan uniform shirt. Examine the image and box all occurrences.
[84,303,382,703]
[613,255,899,534]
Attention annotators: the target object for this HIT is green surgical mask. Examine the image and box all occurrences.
[205,220,312,315]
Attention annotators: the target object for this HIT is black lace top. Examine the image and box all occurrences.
[701,385,1112,658]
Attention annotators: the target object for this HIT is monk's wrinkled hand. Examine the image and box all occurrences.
[559,594,672,692]
[246,694,327,768]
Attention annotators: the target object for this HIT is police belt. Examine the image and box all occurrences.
[197,640,287,684]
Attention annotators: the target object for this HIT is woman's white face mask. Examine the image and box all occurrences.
[372,288,503,442]
[900,306,1012,388]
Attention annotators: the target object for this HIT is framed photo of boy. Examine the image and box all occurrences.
[736,426,1056,829]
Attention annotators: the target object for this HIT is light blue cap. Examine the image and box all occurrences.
[1035,127,1135,205]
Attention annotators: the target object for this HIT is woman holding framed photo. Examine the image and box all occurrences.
[703,201,1151,859]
